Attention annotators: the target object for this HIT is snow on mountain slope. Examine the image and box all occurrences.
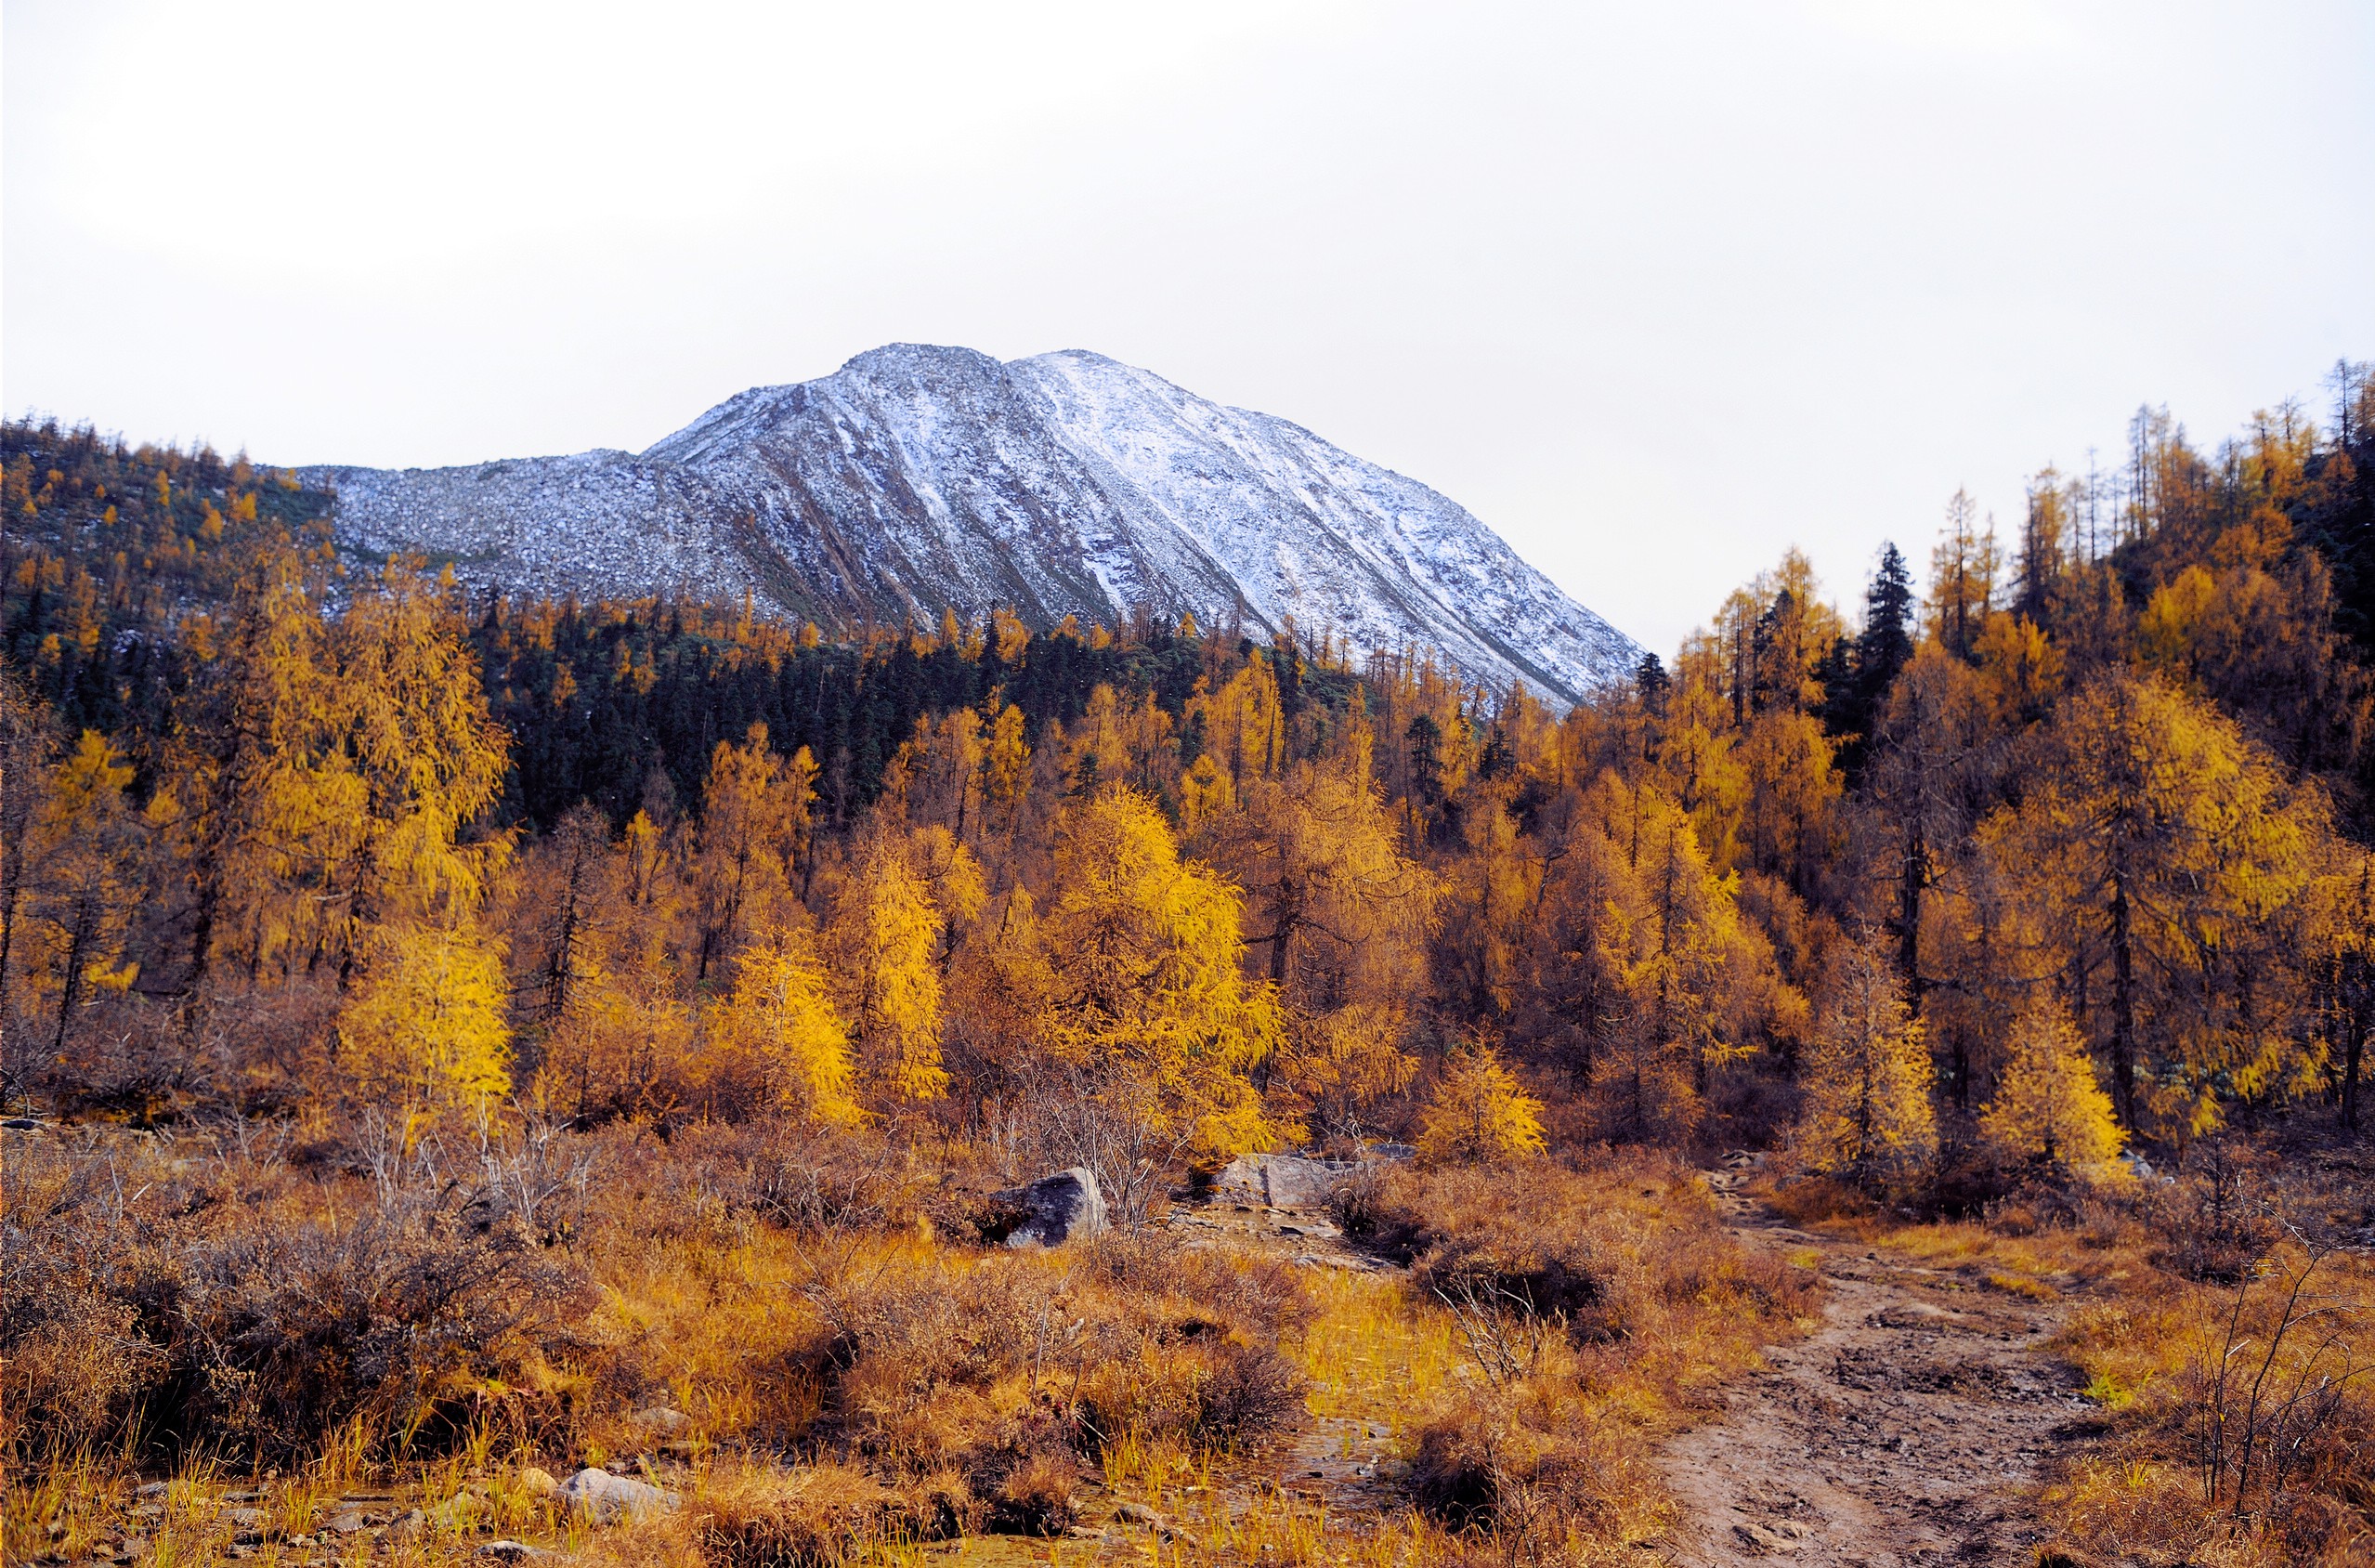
[304,345,1639,703]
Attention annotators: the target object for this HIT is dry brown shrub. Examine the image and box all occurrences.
[986,1450,1079,1536]
[1347,1151,1819,1345]
[1408,1386,1662,1558]
[694,1462,976,1568]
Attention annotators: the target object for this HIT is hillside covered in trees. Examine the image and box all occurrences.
[6,364,2375,1567]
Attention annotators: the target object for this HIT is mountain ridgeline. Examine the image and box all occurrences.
[300,345,1640,705]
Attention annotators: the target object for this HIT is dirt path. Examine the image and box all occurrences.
[1653,1174,2103,1566]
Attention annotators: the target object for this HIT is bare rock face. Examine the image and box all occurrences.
[1213,1154,1357,1209]
[303,346,1639,706]
[985,1167,1107,1248]
[1213,1145,1412,1209]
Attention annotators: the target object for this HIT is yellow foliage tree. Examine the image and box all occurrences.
[23,730,146,1052]
[166,542,360,987]
[690,724,815,978]
[1976,671,2325,1130]
[1416,1043,1546,1166]
[1980,1003,2125,1179]
[1211,740,1436,1133]
[1584,774,1790,1140]
[336,920,513,1108]
[828,829,951,1102]
[1797,942,1936,1186]
[982,702,1032,824]
[1043,787,1280,1156]
[328,560,511,943]
[712,927,859,1125]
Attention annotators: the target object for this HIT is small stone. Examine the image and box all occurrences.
[320,1512,369,1535]
[518,1467,559,1499]
[631,1406,688,1434]
[387,1509,426,1537]
[1732,1521,1810,1552]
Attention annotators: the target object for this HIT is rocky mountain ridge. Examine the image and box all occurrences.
[304,345,1638,702]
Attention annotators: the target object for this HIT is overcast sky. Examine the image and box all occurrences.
[6,1,2370,654]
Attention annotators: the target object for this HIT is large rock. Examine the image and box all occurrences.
[1212,1153,1357,1209]
[557,1467,678,1524]
[986,1167,1106,1247]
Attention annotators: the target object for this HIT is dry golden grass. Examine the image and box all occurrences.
[7,1121,1819,1568]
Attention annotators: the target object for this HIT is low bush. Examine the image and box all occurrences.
[1344,1151,1819,1344]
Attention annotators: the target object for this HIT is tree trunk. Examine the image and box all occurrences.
[2109,869,2137,1129]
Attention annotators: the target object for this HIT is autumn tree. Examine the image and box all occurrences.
[1979,1002,2124,1180]
[1416,1042,1546,1166]
[709,926,858,1125]
[163,542,353,989]
[1863,643,1995,1003]
[336,919,512,1113]
[1976,672,2326,1131]
[0,661,46,1080]
[1208,730,1437,1134]
[1040,787,1280,1156]
[22,731,147,1052]
[690,725,816,978]
[325,561,511,948]
[1585,774,1794,1141]
[1797,940,1936,1186]
[1927,489,2000,660]
[825,825,980,1103]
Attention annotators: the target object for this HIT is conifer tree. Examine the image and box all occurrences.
[1416,1042,1546,1166]
[1043,787,1280,1156]
[1980,1002,2123,1179]
[327,560,510,947]
[1797,943,1936,1186]
[336,920,513,1111]
[1977,671,2319,1129]
[1927,490,2000,660]
[25,730,145,1052]
[714,927,858,1125]
[829,828,951,1101]
[690,724,813,977]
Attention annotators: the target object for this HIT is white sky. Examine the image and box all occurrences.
[6,1,2370,655]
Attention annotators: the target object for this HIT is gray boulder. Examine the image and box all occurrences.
[557,1467,677,1524]
[1213,1153,1356,1209]
[987,1167,1106,1247]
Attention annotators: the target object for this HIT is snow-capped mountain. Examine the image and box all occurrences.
[305,345,1638,702]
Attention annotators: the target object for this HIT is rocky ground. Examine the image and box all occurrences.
[1652,1169,2102,1566]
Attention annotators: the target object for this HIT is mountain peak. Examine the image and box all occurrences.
[305,346,1638,701]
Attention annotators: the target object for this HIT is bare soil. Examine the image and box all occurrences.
[1653,1176,2105,1566]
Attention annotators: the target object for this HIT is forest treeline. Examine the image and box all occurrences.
[5,363,2375,1178]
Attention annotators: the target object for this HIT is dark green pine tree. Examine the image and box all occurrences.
[1822,542,1914,775]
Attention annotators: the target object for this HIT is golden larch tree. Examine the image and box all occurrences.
[1980,1003,2125,1179]
[336,921,513,1110]
[712,927,859,1126]
[1797,941,1936,1186]
[1416,1043,1546,1166]
[1043,787,1280,1157]
[828,828,951,1102]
